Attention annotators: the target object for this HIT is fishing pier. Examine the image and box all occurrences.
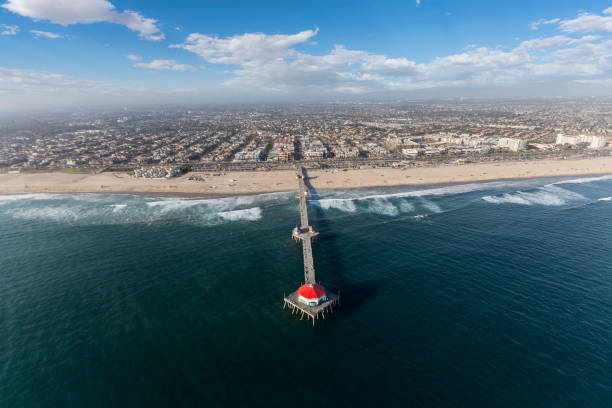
[284,165,339,325]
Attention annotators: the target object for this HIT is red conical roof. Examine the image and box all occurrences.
[298,283,326,299]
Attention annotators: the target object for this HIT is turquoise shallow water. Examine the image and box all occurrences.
[1,175,612,407]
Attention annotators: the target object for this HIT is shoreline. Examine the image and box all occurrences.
[1,156,612,197]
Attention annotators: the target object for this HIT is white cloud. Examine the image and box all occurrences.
[416,0,421,6]
[552,39,612,64]
[1,0,164,40]
[228,46,370,90]
[515,35,599,51]
[361,55,419,76]
[0,23,19,35]
[0,66,113,92]
[558,8,612,33]
[30,29,63,39]
[530,18,559,30]
[133,59,197,71]
[170,28,318,64]
[127,54,142,61]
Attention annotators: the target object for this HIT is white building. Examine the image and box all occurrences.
[555,134,607,149]
[402,148,421,157]
[587,136,608,149]
[556,134,578,145]
[233,149,263,162]
[424,147,446,156]
[498,138,526,152]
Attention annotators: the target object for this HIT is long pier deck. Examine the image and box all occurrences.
[285,164,339,325]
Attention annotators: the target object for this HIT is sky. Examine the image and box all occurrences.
[1,0,612,111]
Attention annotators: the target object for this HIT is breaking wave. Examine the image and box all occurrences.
[315,198,357,213]
[146,198,210,212]
[553,174,612,185]
[310,179,542,216]
[218,207,262,221]
[2,173,610,225]
[0,192,289,226]
[420,199,442,213]
[0,193,72,204]
[365,198,399,216]
[313,173,612,215]
[482,185,586,206]
[110,204,127,212]
[399,201,415,213]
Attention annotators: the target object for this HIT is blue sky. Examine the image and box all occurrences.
[1,0,612,110]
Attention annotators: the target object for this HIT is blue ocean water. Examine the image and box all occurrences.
[1,175,612,407]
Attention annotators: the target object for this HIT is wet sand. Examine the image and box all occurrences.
[1,156,612,196]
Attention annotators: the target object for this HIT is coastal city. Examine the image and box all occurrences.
[4,1,612,406]
[1,100,611,178]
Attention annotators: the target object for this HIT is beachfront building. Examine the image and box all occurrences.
[555,134,607,149]
[586,136,608,149]
[498,138,527,152]
[233,149,263,162]
[332,145,360,158]
[298,283,328,307]
[133,166,182,179]
[402,148,421,157]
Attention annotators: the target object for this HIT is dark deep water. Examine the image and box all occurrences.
[1,175,612,407]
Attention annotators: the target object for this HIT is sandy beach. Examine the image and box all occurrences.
[1,156,612,196]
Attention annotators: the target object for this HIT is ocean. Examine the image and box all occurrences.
[1,175,612,407]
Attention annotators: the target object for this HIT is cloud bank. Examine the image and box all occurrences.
[168,7,612,95]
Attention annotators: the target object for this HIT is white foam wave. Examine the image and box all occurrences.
[553,174,612,185]
[398,201,415,213]
[313,179,547,216]
[8,207,81,222]
[203,191,292,209]
[482,185,585,206]
[366,198,399,216]
[420,199,442,213]
[0,193,67,203]
[311,179,538,213]
[483,194,532,205]
[146,199,209,212]
[111,204,127,212]
[0,193,140,205]
[218,207,262,221]
[2,191,287,226]
[146,191,293,213]
[8,204,163,224]
[316,199,357,213]
[352,180,531,201]
[316,173,612,205]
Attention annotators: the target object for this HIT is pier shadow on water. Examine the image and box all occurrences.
[302,167,379,313]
